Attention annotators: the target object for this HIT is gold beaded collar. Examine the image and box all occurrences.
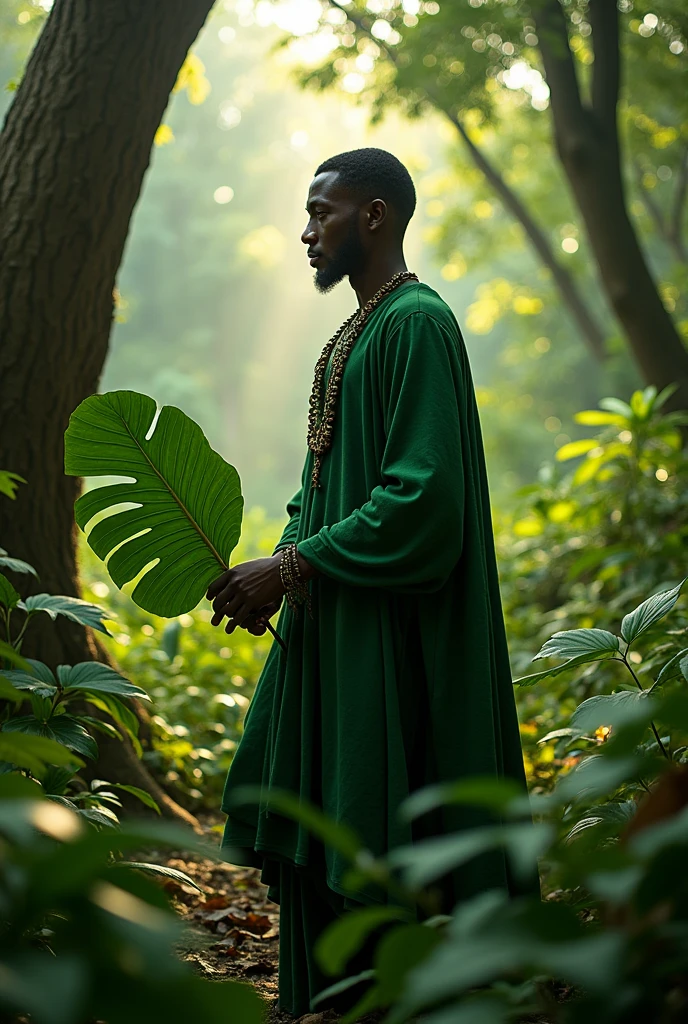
[306,271,418,488]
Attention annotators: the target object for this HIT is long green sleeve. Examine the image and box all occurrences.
[273,488,303,554]
[298,312,464,592]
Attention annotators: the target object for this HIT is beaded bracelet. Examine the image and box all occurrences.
[279,543,311,615]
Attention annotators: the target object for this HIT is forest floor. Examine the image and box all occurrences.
[144,814,378,1024]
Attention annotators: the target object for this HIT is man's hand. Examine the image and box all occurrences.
[206,556,285,634]
[242,600,282,636]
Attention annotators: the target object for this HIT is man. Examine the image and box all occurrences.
[207,148,531,1016]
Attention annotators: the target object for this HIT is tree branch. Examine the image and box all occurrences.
[669,143,688,263]
[533,0,588,155]
[633,159,667,238]
[588,0,620,133]
[633,158,687,265]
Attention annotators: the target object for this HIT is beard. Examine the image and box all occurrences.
[314,215,366,294]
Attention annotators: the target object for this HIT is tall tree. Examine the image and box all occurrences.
[0,0,216,822]
[535,0,688,405]
[283,0,688,405]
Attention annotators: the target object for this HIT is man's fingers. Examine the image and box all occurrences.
[212,586,233,615]
[211,589,244,626]
[206,570,232,600]
[225,604,252,634]
[215,597,254,632]
[246,623,267,636]
[210,599,232,626]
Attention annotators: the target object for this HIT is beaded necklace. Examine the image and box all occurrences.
[307,270,418,487]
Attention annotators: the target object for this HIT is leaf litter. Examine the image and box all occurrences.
[137,815,362,1023]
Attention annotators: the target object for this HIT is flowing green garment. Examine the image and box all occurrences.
[221,282,532,1013]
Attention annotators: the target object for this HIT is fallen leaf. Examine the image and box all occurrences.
[244,960,276,976]
[203,895,231,911]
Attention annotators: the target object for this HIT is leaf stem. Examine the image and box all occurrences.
[623,655,670,760]
[12,612,32,650]
[266,621,287,654]
[2,607,11,645]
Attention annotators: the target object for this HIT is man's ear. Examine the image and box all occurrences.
[367,198,388,232]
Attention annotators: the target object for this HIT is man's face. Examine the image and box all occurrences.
[301,171,366,293]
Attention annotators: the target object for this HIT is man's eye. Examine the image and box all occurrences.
[316,212,326,221]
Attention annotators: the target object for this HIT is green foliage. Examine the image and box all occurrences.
[0,469,25,499]
[79,508,282,806]
[0,545,38,577]
[0,481,156,823]
[20,593,112,635]
[65,390,243,617]
[497,387,688,785]
[0,787,264,1024]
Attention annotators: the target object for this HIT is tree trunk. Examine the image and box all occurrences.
[0,0,215,824]
[536,0,688,408]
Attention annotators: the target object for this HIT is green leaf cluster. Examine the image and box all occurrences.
[0,781,264,1024]
[0,480,155,824]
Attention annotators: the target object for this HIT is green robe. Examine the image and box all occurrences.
[221,281,530,1009]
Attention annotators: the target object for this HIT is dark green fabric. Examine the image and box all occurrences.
[221,281,533,1007]
[260,855,376,1017]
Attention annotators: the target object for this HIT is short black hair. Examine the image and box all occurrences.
[315,148,416,231]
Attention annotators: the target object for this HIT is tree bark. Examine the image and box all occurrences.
[0,0,215,824]
[536,0,688,408]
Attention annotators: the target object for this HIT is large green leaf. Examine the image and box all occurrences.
[389,822,553,889]
[649,648,688,692]
[569,690,652,735]
[534,628,620,661]
[19,594,112,636]
[3,660,58,698]
[0,641,31,670]
[0,547,38,578]
[315,905,412,976]
[98,782,160,814]
[231,785,363,861]
[555,754,641,805]
[3,715,98,760]
[57,662,150,702]
[76,716,123,741]
[369,923,444,1011]
[0,677,23,702]
[621,579,687,645]
[121,861,203,892]
[85,693,141,754]
[401,777,524,821]
[0,731,84,776]
[515,650,615,687]
[0,572,20,610]
[64,390,244,617]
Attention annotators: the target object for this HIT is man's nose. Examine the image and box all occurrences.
[301,223,316,245]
